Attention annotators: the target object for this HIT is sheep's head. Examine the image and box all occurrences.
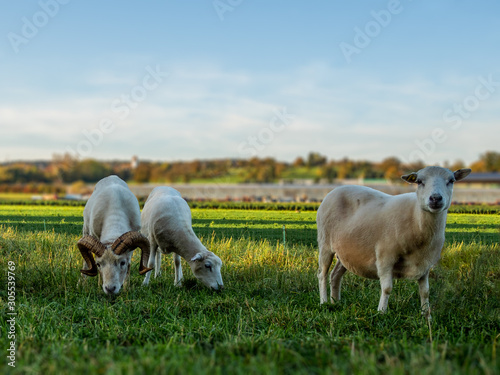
[402,166,471,213]
[78,231,152,295]
[189,251,224,291]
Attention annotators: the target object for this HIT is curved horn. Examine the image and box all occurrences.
[111,231,153,275]
[77,235,106,277]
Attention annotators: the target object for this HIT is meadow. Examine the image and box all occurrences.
[0,203,499,374]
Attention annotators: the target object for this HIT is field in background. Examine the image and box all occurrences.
[0,204,498,247]
[0,204,499,374]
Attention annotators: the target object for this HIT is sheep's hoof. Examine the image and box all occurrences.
[421,304,431,319]
[422,310,432,320]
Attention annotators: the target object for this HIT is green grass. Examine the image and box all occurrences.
[0,193,34,201]
[0,205,499,374]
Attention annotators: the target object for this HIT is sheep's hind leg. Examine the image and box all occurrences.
[318,248,334,304]
[330,257,347,302]
[418,271,431,319]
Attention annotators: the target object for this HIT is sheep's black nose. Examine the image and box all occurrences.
[105,286,116,294]
[429,194,443,203]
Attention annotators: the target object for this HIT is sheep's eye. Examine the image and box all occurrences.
[416,179,424,186]
[205,264,212,272]
[96,263,101,268]
[120,261,126,267]
[447,179,455,186]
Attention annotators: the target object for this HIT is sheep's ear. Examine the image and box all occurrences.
[401,172,418,184]
[191,253,204,262]
[453,168,471,181]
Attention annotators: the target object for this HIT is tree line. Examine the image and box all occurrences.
[0,151,498,193]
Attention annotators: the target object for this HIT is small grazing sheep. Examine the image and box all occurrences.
[141,186,224,290]
[317,166,471,316]
[78,175,152,295]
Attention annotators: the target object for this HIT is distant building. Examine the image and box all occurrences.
[463,173,500,184]
[131,155,139,170]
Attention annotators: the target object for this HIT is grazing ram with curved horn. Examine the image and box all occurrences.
[78,175,152,295]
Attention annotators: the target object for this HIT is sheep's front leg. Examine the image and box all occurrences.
[173,253,183,287]
[142,244,157,286]
[155,250,162,278]
[318,248,334,304]
[418,271,431,319]
[377,272,393,313]
[376,249,396,313]
[330,258,347,302]
[77,260,89,287]
[123,263,131,290]
[78,227,91,287]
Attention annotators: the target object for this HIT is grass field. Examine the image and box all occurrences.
[0,204,499,374]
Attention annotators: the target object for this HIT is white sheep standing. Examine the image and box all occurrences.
[317,166,471,316]
[141,186,224,290]
[78,175,152,295]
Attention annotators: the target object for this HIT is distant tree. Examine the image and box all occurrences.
[321,162,337,183]
[469,159,486,173]
[149,163,170,182]
[256,165,275,183]
[274,162,287,179]
[133,163,152,183]
[306,152,327,168]
[293,157,305,168]
[336,158,353,179]
[76,159,112,182]
[480,151,500,172]
[0,163,50,183]
[450,160,466,172]
[379,157,402,181]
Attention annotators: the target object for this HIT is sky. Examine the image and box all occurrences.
[1,0,499,165]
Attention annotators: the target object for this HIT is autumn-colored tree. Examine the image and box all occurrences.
[133,163,152,183]
[293,157,305,168]
[480,151,500,171]
[307,152,327,168]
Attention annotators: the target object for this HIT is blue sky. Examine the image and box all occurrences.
[1,0,499,165]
